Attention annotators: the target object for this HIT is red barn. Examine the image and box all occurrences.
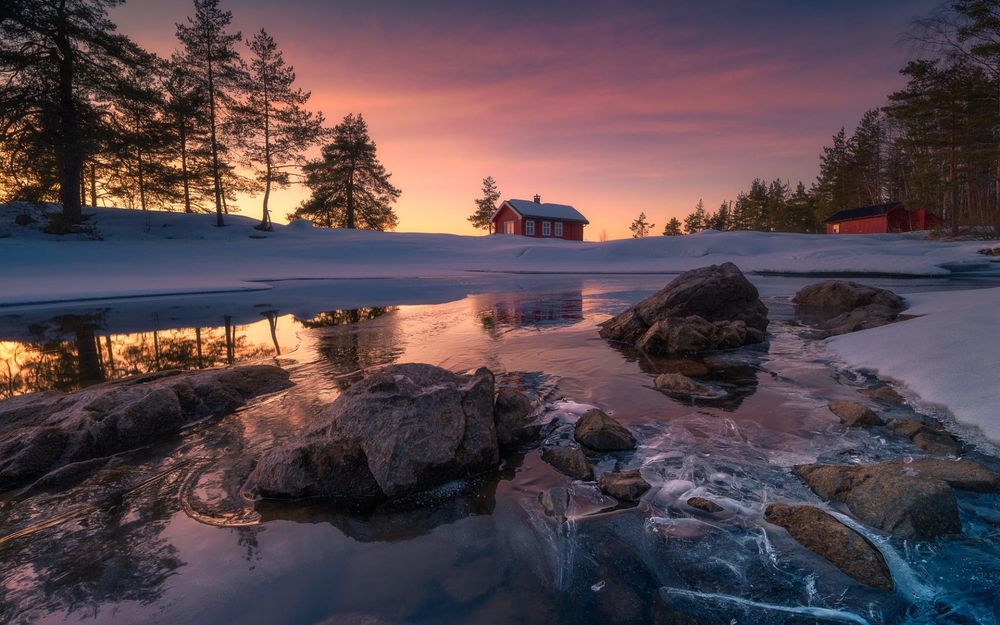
[825,202,943,234]
[491,195,588,241]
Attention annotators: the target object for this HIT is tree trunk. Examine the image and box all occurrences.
[90,163,97,207]
[55,9,83,224]
[207,37,224,226]
[180,121,192,213]
[258,66,273,231]
[345,161,356,228]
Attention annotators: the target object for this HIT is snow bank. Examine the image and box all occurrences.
[0,204,990,307]
[828,287,1000,445]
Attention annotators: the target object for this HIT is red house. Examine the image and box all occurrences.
[491,195,588,241]
[825,201,943,234]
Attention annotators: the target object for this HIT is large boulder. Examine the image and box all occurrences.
[765,503,894,591]
[794,459,1000,540]
[574,409,637,452]
[493,388,533,448]
[599,263,768,356]
[0,365,292,491]
[792,280,904,336]
[248,364,500,501]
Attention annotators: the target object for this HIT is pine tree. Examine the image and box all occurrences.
[812,128,851,222]
[708,200,731,230]
[163,57,213,213]
[291,113,401,230]
[0,0,156,223]
[662,217,682,236]
[176,0,247,227]
[629,212,654,237]
[683,199,706,233]
[232,29,324,230]
[468,176,500,233]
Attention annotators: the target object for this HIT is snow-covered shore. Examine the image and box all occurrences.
[0,204,991,307]
[829,287,1000,447]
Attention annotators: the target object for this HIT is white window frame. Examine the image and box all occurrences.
[525,220,535,236]
[554,222,563,237]
[504,220,514,234]
[542,221,552,236]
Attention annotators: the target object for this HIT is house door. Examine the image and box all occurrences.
[504,221,515,234]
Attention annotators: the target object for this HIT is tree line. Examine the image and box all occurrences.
[0,0,399,231]
[650,1,1000,238]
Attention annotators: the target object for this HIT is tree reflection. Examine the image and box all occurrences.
[298,307,403,389]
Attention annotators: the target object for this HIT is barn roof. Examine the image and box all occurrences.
[824,201,903,224]
[500,199,590,224]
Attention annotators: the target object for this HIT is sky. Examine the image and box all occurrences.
[113,0,940,239]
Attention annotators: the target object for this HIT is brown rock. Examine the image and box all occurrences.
[574,409,637,451]
[765,503,894,591]
[891,419,962,456]
[541,446,594,480]
[598,469,651,502]
[828,400,884,427]
[686,497,723,513]
[654,373,713,397]
[793,280,904,336]
[859,385,906,405]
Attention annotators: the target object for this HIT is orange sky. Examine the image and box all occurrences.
[114,0,937,239]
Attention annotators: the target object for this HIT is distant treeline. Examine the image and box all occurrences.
[0,0,399,231]
[673,1,1000,237]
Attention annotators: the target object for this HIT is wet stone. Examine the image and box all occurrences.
[574,409,637,452]
[654,373,713,398]
[541,446,594,481]
[892,419,962,456]
[597,469,650,503]
[494,388,533,448]
[765,503,894,591]
[858,384,906,406]
[685,497,723,513]
[828,400,884,428]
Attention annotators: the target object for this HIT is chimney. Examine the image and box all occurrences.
[533,194,541,204]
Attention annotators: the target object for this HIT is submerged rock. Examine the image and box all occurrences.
[794,459,1000,540]
[828,400,884,427]
[0,365,292,491]
[597,469,650,502]
[541,446,594,480]
[249,364,500,501]
[891,419,962,456]
[654,373,713,397]
[574,409,637,451]
[686,496,723,513]
[493,388,533,448]
[599,263,768,356]
[792,280,904,337]
[858,384,906,406]
[765,503,894,591]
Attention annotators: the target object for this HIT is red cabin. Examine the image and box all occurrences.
[491,195,588,241]
[825,202,943,234]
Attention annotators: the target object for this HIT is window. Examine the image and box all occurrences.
[504,221,514,234]
[525,220,535,236]
[542,221,552,236]
[554,222,563,237]
[832,223,840,234]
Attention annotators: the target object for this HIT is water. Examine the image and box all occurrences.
[0,274,998,625]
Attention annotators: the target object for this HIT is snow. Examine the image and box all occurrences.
[0,204,990,308]
[828,286,1000,445]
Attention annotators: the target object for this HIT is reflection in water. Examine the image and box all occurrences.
[479,290,584,333]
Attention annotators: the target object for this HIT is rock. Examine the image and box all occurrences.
[539,486,570,522]
[654,373,713,397]
[977,246,1000,256]
[574,409,637,452]
[494,388,533,448]
[686,497,723,513]
[249,364,499,501]
[597,469,650,502]
[794,459,1000,540]
[541,446,594,480]
[858,384,906,405]
[793,280,904,336]
[0,365,292,491]
[891,419,962,456]
[765,503,894,591]
[600,263,768,356]
[655,359,711,377]
[828,400,884,427]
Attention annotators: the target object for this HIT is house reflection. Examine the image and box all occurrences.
[478,289,584,334]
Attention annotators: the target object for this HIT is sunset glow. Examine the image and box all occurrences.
[111,0,936,238]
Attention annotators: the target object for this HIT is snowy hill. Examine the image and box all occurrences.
[0,203,992,307]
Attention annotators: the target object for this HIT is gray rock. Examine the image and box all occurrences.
[597,469,650,502]
[765,503,894,591]
[794,459,1000,540]
[249,364,500,501]
[828,400,884,427]
[600,263,768,355]
[494,388,533,448]
[0,365,292,491]
[574,409,637,451]
[541,446,594,480]
[654,373,713,397]
[793,280,904,336]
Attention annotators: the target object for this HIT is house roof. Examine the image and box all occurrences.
[498,199,590,224]
[824,201,903,224]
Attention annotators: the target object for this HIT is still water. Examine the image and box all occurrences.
[0,274,998,625]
